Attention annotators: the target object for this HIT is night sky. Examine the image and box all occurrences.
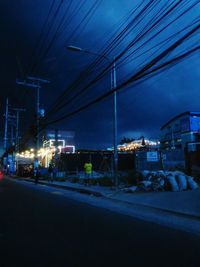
[0,0,199,149]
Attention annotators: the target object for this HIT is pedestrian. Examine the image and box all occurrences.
[48,164,53,182]
[53,166,57,181]
[84,162,93,179]
[34,167,40,184]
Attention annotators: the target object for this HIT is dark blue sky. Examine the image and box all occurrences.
[0,0,199,149]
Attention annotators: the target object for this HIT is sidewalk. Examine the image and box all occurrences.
[17,176,200,220]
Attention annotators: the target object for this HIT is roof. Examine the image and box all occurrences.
[160,111,200,130]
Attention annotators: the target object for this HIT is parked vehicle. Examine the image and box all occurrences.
[0,170,4,180]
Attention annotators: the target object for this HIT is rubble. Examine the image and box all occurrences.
[124,170,199,193]
[122,186,138,193]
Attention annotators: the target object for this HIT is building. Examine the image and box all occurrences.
[117,138,160,152]
[160,112,200,151]
[42,130,75,167]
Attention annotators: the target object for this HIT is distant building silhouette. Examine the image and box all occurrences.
[160,111,200,151]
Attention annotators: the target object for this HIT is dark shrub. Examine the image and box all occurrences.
[97,176,113,186]
[120,170,139,185]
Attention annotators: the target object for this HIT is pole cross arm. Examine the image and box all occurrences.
[16,79,39,88]
[27,76,50,84]
[12,108,26,112]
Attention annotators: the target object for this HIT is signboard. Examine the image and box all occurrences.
[61,146,75,153]
[147,151,159,162]
[190,116,200,132]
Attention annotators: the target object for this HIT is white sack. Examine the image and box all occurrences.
[166,174,179,192]
[187,176,199,190]
[176,174,187,191]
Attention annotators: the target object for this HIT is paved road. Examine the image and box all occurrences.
[0,178,199,267]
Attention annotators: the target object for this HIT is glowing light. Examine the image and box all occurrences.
[117,138,160,151]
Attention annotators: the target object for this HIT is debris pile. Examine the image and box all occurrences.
[123,170,199,193]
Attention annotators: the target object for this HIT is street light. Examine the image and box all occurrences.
[67,45,83,52]
[67,45,118,186]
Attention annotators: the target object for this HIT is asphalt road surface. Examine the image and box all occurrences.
[0,178,199,267]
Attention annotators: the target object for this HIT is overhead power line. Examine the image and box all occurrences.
[42,19,200,127]
[44,0,198,121]
[17,0,199,144]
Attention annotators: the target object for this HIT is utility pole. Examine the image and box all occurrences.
[112,57,118,187]
[3,99,26,174]
[16,76,50,168]
[4,98,9,150]
[7,111,19,147]
[54,128,59,168]
[27,76,49,153]
[67,46,119,187]
[10,124,14,146]
[12,108,26,152]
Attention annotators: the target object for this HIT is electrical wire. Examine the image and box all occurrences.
[42,19,200,126]
[17,0,200,146]
[42,44,200,128]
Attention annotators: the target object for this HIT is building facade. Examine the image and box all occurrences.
[42,130,75,167]
[160,112,200,151]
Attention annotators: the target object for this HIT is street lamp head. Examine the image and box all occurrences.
[67,45,83,52]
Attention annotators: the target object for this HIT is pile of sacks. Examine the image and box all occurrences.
[125,170,199,193]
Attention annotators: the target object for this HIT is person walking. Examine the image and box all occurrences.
[34,167,40,185]
[48,164,53,182]
[52,166,57,181]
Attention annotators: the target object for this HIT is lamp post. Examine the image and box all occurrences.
[67,45,118,186]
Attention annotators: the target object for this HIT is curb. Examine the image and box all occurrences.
[39,180,103,197]
[16,177,103,197]
[12,176,200,221]
[104,195,200,221]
